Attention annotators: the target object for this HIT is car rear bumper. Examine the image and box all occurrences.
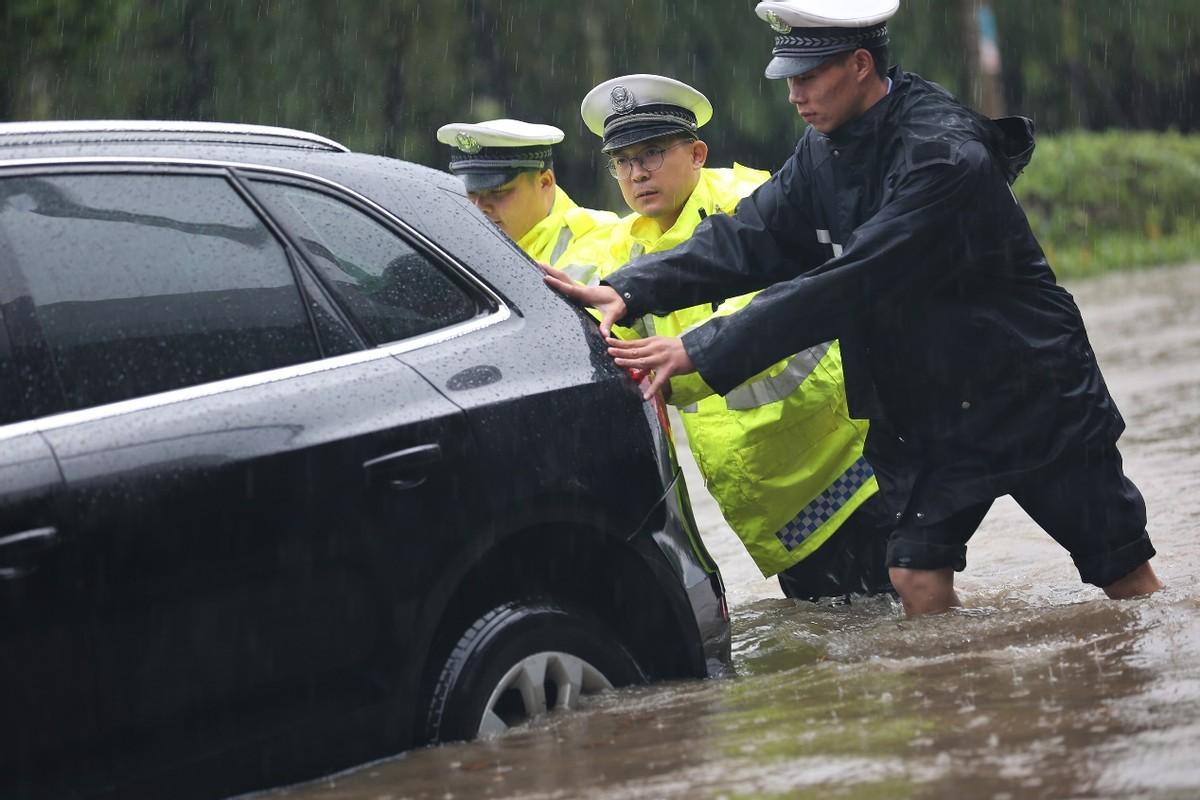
[644,471,732,678]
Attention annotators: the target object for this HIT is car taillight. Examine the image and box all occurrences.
[650,390,672,443]
[625,367,648,383]
[627,368,673,444]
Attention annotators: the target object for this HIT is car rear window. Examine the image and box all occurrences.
[250,180,483,345]
[0,172,320,412]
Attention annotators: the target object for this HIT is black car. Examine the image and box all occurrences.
[0,121,730,799]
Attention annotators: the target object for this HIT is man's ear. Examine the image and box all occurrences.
[853,48,876,82]
[539,169,557,191]
[691,139,709,169]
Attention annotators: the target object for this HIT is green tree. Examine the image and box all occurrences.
[3,0,1198,212]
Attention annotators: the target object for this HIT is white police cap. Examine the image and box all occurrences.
[755,0,899,79]
[580,74,713,153]
[436,119,564,192]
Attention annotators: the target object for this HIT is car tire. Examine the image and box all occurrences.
[425,601,645,743]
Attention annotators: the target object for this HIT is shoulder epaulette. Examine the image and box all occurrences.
[910,140,956,169]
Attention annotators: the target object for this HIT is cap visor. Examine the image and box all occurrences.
[601,123,694,154]
[455,169,523,192]
[764,53,839,80]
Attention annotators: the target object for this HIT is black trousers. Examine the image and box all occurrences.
[777,492,895,601]
[885,441,1155,587]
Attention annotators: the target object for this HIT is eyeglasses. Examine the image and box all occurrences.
[606,140,693,180]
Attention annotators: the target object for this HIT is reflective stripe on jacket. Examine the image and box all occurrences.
[517,186,617,275]
[603,165,877,577]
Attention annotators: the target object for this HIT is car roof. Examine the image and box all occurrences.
[0,120,350,152]
[0,118,463,199]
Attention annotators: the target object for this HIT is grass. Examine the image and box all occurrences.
[1016,130,1200,279]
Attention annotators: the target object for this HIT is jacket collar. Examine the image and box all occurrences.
[625,170,714,253]
[824,65,905,147]
[516,185,576,258]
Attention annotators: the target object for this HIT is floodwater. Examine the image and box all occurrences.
[252,263,1200,800]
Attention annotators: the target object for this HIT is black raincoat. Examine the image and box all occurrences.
[605,67,1125,525]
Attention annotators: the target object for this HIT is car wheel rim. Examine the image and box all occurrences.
[477,651,613,736]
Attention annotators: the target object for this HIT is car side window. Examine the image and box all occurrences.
[0,303,19,425]
[250,180,483,345]
[0,172,320,412]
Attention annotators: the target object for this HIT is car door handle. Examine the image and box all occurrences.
[0,526,60,580]
[363,444,443,490]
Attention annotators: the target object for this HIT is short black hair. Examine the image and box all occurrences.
[867,45,890,78]
[838,46,889,79]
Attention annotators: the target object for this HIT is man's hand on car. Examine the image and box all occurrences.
[606,335,695,401]
[540,263,628,337]
[540,263,691,400]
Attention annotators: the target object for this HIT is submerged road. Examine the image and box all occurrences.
[255,262,1200,800]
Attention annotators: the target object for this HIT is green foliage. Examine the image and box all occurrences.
[2,2,1197,276]
[995,0,1200,132]
[1017,131,1200,277]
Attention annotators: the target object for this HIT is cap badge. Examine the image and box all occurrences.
[455,132,482,154]
[765,11,792,34]
[609,85,637,114]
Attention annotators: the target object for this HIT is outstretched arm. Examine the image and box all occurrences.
[603,154,824,318]
[683,143,995,395]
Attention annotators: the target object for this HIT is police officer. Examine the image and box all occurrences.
[545,0,1163,615]
[437,118,615,266]
[578,73,893,600]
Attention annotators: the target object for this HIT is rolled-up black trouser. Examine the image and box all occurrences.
[778,492,895,601]
[885,441,1156,587]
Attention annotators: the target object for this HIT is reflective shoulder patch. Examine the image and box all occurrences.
[548,225,574,265]
[559,262,600,286]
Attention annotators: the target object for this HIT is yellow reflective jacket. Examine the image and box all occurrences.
[601,166,878,577]
[516,186,617,270]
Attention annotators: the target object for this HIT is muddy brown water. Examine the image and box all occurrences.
[251,263,1200,800]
